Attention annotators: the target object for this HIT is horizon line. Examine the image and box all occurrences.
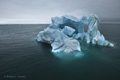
[0,22,120,25]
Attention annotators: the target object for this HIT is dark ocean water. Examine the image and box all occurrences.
[0,24,120,80]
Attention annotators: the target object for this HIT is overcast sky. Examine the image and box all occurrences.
[0,0,120,24]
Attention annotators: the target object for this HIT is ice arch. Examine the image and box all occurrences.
[49,15,88,33]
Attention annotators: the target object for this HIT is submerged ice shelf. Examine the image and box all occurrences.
[36,14,114,53]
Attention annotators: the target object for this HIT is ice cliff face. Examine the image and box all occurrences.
[36,14,114,53]
[37,27,81,53]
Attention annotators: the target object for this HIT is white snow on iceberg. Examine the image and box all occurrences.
[36,14,114,53]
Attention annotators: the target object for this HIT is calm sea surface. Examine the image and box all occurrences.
[0,24,120,80]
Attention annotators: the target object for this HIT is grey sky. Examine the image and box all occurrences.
[0,0,120,24]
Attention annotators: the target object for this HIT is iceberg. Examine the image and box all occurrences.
[36,14,114,53]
